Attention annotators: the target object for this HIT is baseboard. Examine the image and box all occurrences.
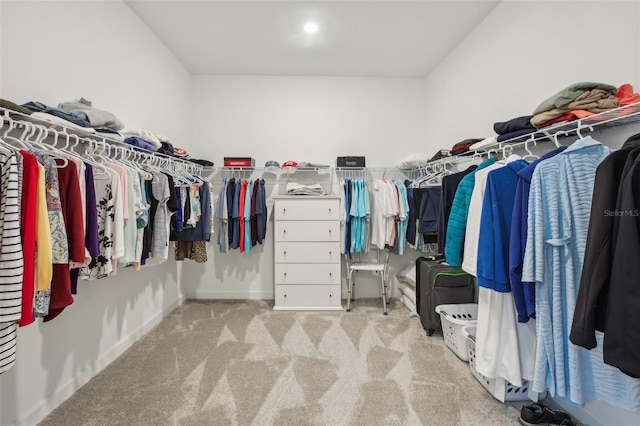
[16,295,185,426]
[188,290,273,300]
[551,395,640,426]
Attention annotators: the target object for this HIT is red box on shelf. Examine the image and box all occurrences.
[223,157,255,167]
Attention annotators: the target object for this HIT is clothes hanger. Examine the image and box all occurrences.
[576,122,594,139]
[521,136,540,161]
[553,130,569,148]
[0,116,19,155]
[3,120,34,150]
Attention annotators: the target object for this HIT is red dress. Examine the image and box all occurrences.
[44,159,85,322]
[18,151,38,327]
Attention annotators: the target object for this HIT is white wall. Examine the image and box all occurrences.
[422,1,640,425]
[189,75,430,167]
[0,2,191,426]
[184,76,429,301]
[422,0,640,144]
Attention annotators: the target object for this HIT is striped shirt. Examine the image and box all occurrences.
[0,153,24,374]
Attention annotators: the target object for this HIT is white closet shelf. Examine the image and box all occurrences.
[0,107,203,173]
[475,101,640,153]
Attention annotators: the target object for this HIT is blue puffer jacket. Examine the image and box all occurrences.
[445,158,497,267]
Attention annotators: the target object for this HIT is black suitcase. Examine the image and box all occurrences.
[416,257,475,336]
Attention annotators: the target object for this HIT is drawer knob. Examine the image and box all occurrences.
[329,294,332,298]
[329,251,332,255]
[329,272,332,276]
[284,294,287,298]
[329,208,332,214]
[284,251,287,255]
[283,208,286,215]
[284,272,287,276]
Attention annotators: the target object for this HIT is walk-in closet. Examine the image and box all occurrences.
[1,1,639,425]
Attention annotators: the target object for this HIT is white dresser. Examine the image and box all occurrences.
[272,195,342,310]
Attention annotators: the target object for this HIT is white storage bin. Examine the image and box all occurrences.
[434,303,478,361]
[462,324,531,402]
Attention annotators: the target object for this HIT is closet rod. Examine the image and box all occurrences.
[0,107,203,174]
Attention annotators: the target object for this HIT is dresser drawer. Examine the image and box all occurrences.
[274,242,340,263]
[274,263,341,285]
[274,221,340,242]
[274,198,340,221]
[274,285,341,307]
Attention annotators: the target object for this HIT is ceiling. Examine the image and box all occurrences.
[125,1,500,78]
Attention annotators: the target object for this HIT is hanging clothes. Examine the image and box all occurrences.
[104,163,126,273]
[523,136,640,411]
[33,162,52,316]
[602,138,640,378]
[175,181,211,260]
[35,153,69,265]
[18,151,38,327]
[437,165,477,255]
[474,159,534,387]
[250,179,259,246]
[118,167,139,265]
[238,179,247,253]
[243,179,253,253]
[149,173,171,262]
[416,185,441,255]
[370,179,393,250]
[71,163,100,294]
[80,168,122,280]
[0,151,23,374]
[231,180,241,250]
[510,147,567,323]
[44,158,85,322]
[134,173,150,271]
[462,160,507,276]
[445,157,497,267]
[393,179,408,255]
[571,134,640,349]
[226,178,236,249]
[216,178,229,253]
[256,179,267,245]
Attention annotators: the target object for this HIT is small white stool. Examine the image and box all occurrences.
[345,249,391,315]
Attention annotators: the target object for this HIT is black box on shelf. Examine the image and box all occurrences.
[336,156,366,168]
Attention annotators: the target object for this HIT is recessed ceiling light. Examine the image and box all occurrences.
[304,22,319,34]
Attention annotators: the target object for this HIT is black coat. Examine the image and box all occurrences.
[603,137,640,378]
[571,134,640,349]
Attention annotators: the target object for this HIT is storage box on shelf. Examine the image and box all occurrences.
[462,325,532,402]
[434,303,478,361]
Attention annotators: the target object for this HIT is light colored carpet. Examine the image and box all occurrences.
[39,299,528,426]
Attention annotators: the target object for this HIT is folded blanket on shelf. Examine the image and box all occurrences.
[30,112,95,133]
[59,98,124,130]
[615,83,640,106]
[496,127,536,142]
[536,110,595,129]
[1,98,31,115]
[120,128,162,148]
[493,116,534,135]
[533,81,617,115]
[124,136,158,152]
[531,92,619,127]
[469,136,497,151]
[23,101,91,128]
[285,182,324,195]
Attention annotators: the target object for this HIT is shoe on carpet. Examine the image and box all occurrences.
[519,402,573,426]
